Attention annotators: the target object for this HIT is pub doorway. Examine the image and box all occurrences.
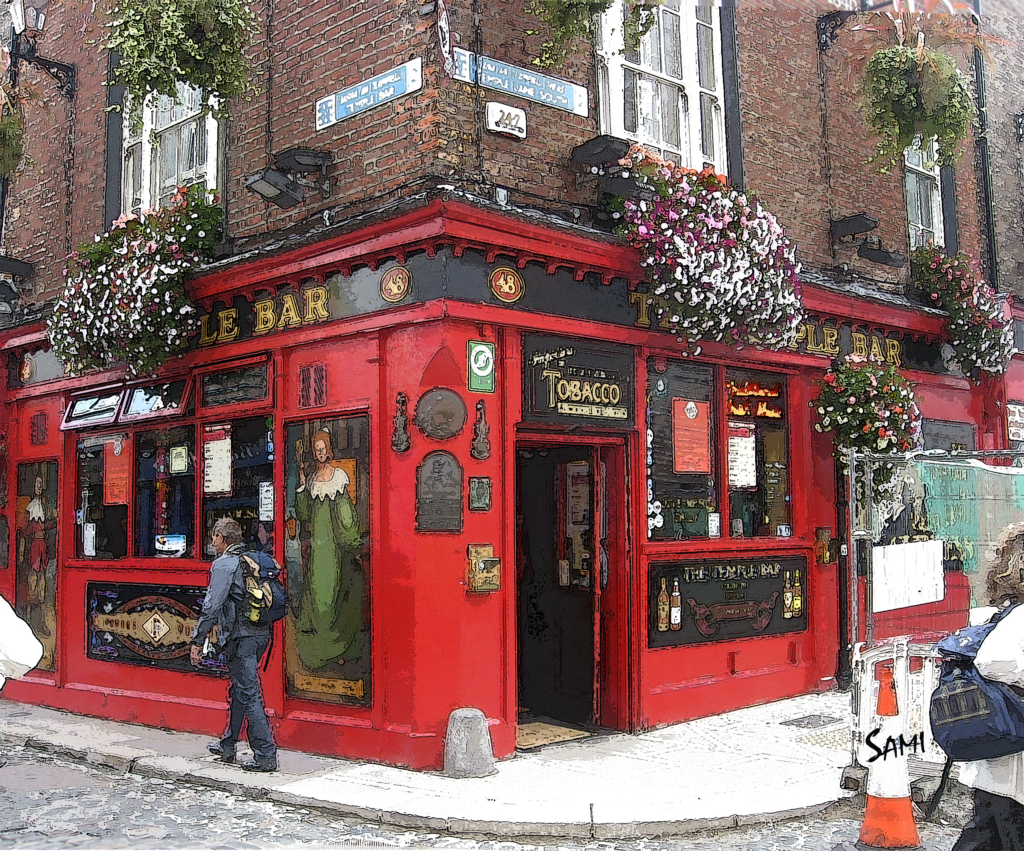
[516,440,626,744]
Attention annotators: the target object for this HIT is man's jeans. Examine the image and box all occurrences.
[219,634,277,766]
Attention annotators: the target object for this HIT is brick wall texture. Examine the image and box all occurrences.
[0,0,1009,307]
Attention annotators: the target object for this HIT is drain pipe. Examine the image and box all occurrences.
[974,38,999,285]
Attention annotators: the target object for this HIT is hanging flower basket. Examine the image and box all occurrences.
[814,354,922,498]
[105,0,259,120]
[47,185,222,378]
[526,0,660,67]
[910,245,1012,379]
[861,44,973,172]
[614,145,804,350]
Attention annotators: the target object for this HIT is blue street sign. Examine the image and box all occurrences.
[453,48,588,117]
[315,59,423,131]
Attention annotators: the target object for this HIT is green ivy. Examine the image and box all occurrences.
[105,0,259,121]
[861,45,974,172]
[526,0,662,68]
[0,111,25,178]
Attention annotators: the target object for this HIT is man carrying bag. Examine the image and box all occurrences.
[190,517,278,773]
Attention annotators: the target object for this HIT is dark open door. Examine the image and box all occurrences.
[517,445,603,726]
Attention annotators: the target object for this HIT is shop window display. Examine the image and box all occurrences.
[284,415,371,706]
[136,426,196,557]
[646,359,791,540]
[16,461,57,670]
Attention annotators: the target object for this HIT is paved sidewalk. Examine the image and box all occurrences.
[0,691,857,839]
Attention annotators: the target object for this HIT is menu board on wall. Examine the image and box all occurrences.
[728,422,756,488]
[202,425,233,494]
[672,399,711,474]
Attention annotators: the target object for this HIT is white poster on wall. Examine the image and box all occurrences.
[872,539,945,612]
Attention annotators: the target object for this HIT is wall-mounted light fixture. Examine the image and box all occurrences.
[7,0,75,99]
[245,147,333,209]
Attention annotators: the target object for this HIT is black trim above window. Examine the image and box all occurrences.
[104,52,124,229]
[940,165,959,255]
[720,5,744,190]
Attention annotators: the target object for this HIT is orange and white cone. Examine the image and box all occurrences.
[857,664,921,849]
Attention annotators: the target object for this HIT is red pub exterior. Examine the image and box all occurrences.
[0,0,1005,770]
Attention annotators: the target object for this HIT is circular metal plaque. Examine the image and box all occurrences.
[415,387,467,441]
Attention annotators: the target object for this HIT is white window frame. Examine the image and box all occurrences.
[121,83,219,215]
[597,0,727,175]
[904,138,944,249]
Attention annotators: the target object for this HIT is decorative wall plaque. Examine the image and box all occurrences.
[415,387,467,440]
[489,266,525,303]
[392,392,411,453]
[468,476,492,511]
[416,451,463,531]
[470,400,491,460]
[379,266,412,303]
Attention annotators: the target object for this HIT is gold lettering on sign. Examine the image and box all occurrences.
[250,286,333,337]
[304,286,331,322]
[277,293,303,330]
[253,300,276,336]
[293,673,365,699]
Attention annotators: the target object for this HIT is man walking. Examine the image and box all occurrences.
[190,517,278,772]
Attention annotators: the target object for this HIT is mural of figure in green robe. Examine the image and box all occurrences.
[294,431,364,671]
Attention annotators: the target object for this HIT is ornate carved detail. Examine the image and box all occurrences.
[392,392,411,453]
[470,400,491,461]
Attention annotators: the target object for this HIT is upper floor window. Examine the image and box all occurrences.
[905,138,944,249]
[122,83,218,216]
[597,1,727,174]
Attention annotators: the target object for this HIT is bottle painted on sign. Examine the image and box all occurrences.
[669,578,682,631]
[783,570,794,619]
[792,570,803,618]
[657,577,670,632]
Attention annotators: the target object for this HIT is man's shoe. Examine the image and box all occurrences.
[207,741,236,763]
[240,758,277,773]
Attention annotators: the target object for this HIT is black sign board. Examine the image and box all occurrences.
[650,556,808,647]
[922,418,976,452]
[87,582,227,675]
[522,335,634,428]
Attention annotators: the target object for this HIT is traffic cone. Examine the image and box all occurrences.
[857,664,921,849]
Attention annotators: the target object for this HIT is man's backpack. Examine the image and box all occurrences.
[238,551,287,627]
[929,602,1024,762]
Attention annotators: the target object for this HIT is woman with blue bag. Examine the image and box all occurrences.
[949,523,1024,850]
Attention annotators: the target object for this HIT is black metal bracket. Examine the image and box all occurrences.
[10,34,75,99]
[817,10,856,51]
[1016,113,1024,144]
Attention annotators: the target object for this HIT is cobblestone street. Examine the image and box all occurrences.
[0,744,967,851]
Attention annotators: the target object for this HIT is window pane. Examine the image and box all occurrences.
[696,5,713,24]
[202,364,269,407]
[697,20,716,90]
[624,4,640,64]
[700,92,718,161]
[136,426,195,557]
[647,358,718,541]
[638,74,661,144]
[726,369,790,538]
[77,436,129,559]
[201,417,275,555]
[64,393,124,429]
[123,143,142,215]
[643,15,662,73]
[624,67,638,133]
[661,81,681,149]
[663,11,682,79]
[123,380,188,420]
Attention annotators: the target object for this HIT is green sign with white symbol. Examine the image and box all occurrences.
[468,341,495,393]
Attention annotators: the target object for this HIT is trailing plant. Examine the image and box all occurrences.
[104,0,259,121]
[813,354,922,499]
[910,245,1012,378]
[47,185,222,378]
[613,145,804,350]
[849,6,991,172]
[0,109,24,178]
[526,0,661,68]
